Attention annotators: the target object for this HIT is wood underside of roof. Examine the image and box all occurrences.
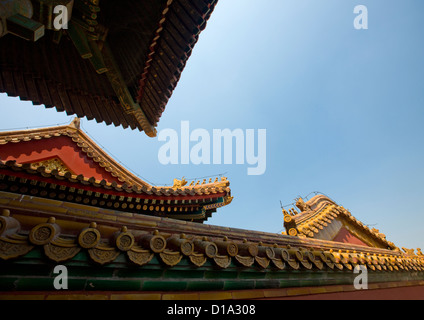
[0,0,218,133]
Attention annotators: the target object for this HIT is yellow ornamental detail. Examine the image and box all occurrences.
[172,177,188,189]
[31,158,72,175]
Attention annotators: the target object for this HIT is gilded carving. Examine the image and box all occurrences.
[31,158,72,175]
[224,196,234,206]
[173,178,188,189]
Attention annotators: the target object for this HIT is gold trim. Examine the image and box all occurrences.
[30,158,72,175]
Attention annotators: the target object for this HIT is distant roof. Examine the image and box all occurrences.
[283,195,398,250]
[0,0,219,137]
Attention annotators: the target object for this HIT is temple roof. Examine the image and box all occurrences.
[0,119,232,222]
[0,0,219,137]
[283,195,397,250]
[0,118,150,188]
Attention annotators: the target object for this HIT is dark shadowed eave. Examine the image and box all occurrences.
[0,0,219,137]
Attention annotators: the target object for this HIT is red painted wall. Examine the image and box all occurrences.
[333,227,369,247]
[0,136,120,183]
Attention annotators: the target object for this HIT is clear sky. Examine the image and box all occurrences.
[0,0,423,249]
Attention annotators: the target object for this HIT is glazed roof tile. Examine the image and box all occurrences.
[0,121,232,222]
[0,195,423,274]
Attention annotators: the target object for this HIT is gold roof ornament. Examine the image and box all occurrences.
[172,177,188,189]
[282,208,299,237]
[296,197,311,212]
[402,248,416,256]
[372,228,387,241]
[69,117,81,130]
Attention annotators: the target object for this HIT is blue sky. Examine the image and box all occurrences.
[1,0,423,249]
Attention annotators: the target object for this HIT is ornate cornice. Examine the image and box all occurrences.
[0,159,230,198]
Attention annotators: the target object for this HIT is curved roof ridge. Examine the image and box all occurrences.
[284,194,397,251]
